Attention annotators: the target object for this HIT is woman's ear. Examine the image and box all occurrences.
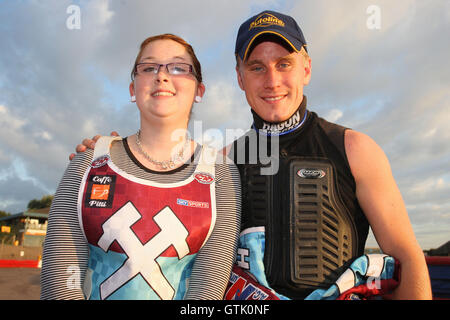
[129,82,136,102]
[195,83,206,102]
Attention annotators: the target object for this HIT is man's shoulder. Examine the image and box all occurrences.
[344,129,381,155]
[307,111,376,147]
[311,111,350,133]
[305,111,350,158]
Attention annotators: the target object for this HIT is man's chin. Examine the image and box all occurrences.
[260,111,291,123]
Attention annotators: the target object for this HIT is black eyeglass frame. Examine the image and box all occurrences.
[131,62,197,81]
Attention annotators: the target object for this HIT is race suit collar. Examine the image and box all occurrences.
[251,96,308,136]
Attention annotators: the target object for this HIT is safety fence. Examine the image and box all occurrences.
[0,243,42,267]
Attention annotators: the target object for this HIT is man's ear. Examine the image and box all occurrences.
[303,56,312,85]
[236,65,245,91]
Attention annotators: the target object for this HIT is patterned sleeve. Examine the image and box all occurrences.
[40,151,93,299]
[184,155,242,299]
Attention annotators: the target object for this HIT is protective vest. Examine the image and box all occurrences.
[78,136,217,300]
[231,106,369,299]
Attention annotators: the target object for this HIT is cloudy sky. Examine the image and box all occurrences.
[0,0,448,250]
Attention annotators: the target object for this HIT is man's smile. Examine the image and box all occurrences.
[262,94,287,102]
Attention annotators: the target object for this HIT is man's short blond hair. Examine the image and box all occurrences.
[299,46,310,62]
[236,45,310,69]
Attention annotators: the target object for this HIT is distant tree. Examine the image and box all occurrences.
[0,210,10,218]
[27,195,54,210]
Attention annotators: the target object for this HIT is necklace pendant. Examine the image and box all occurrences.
[135,129,190,171]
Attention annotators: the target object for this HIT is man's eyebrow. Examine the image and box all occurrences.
[279,55,296,62]
[245,59,264,66]
[245,54,297,66]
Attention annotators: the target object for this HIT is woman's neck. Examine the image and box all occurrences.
[128,120,194,171]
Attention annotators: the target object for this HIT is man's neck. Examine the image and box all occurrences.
[251,96,308,136]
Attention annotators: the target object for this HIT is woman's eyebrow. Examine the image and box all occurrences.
[140,56,187,62]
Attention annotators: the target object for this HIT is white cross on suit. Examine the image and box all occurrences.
[97,202,190,300]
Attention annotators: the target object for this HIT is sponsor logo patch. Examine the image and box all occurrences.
[90,184,110,200]
[91,155,110,168]
[297,168,326,179]
[194,172,214,184]
[177,198,210,209]
[260,109,301,135]
[85,174,116,208]
[225,269,272,300]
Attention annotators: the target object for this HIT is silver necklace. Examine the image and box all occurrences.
[135,130,190,170]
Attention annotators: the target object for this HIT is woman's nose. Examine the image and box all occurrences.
[155,65,170,82]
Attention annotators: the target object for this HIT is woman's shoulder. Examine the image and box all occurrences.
[66,135,123,177]
[197,144,237,169]
[67,147,94,174]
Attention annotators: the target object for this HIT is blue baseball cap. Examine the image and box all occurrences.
[235,10,307,61]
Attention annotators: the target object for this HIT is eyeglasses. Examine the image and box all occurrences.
[132,63,196,80]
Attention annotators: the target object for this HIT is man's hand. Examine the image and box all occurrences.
[69,131,119,160]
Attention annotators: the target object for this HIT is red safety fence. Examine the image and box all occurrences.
[0,259,41,268]
[426,256,450,265]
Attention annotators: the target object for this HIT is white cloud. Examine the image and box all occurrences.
[324,109,343,123]
[34,131,53,141]
[409,177,447,195]
[0,105,27,130]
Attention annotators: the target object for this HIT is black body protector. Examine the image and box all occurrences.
[231,97,369,299]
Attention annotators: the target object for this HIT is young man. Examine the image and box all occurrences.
[72,10,431,299]
[229,10,430,300]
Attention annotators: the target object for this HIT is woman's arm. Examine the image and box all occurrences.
[185,159,242,299]
[40,151,93,299]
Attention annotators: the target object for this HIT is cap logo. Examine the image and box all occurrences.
[249,13,285,30]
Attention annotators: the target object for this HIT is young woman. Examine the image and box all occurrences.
[41,34,241,300]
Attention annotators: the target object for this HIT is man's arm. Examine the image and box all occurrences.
[345,130,432,299]
[69,132,119,160]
